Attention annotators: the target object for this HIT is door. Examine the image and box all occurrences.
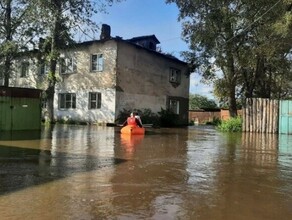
[279,100,292,134]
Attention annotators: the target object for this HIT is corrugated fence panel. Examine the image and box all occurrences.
[243,98,279,134]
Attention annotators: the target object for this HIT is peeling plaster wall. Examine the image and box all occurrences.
[8,38,190,124]
[115,41,189,124]
[54,41,118,123]
[10,40,118,124]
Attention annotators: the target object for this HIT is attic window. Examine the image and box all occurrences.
[149,42,155,50]
[169,68,181,85]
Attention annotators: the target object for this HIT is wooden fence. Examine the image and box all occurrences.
[242,98,279,133]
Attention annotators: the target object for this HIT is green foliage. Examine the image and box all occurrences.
[217,117,242,132]
[206,117,221,126]
[166,0,292,114]
[116,108,160,126]
[158,108,179,127]
[117,108,182,127]
[189,94,218,109]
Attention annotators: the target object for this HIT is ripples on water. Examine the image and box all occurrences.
[0,125,292,220]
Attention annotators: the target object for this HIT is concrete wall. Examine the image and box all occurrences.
[7,38,190,125]
[54,41,118,123]
[9,41,118,124]
[115,41,189,124]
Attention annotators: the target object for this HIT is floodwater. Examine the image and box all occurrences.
[0,125,292,220]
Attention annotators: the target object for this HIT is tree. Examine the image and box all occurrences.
[32,0,123,123]
[189,94,217,110]
[0,0,38,86]
[166,0,292,116]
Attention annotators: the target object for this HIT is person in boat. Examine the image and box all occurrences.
[122,112,143,128]
[134,112,143,126]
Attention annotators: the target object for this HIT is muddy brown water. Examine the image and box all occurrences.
[0,125,291,220]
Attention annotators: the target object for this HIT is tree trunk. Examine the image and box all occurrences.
[3,0,12,87]
[45,9,61,124]
[228,83,237,117]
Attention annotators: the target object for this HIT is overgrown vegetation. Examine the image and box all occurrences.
[166,0,292,117]
[116,108,181,127]
[217,117,242,132]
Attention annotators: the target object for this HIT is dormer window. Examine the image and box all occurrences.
[149,42,155,50]
[169,68,181,85]
[127,35,160,51]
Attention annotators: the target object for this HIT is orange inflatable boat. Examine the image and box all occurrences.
[120,125,145,135]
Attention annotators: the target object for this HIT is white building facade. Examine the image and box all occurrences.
[3,27,190,125]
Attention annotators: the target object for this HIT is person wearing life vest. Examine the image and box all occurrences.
[122,112,143,128]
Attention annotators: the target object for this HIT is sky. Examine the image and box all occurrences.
[91,0,214,99]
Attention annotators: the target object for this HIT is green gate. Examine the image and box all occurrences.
[279,100,292,134]
[0,87,42,131]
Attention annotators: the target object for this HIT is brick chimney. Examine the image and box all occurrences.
[100,24,111,40]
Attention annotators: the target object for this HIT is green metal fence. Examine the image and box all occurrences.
[0,87,42,131]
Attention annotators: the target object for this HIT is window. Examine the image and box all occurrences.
[60,57,76,74]
[58,93,76,109]
[20,62,29,77]
[91,54,103,72]
[169,99,179,114]
[0,64,4,78]
[89,92,101,109]
[39,63,49,75]
[169,68,181,84]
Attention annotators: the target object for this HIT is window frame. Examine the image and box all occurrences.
[20,61,29,78]
[60,56,77,74]
[169,68,181,85]
[39,63,49,75]
[169,99,180,115]
[88,92,101,109]
[58,93,76,110]
[91,54,103,72]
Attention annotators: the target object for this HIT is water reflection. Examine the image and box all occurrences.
[0,125,292,220]
[0,125,127,196]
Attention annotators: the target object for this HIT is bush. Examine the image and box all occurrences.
[217,117,242,132]
[116,108,181,127]
[205,117,221,126]
[158,108,179,127]
[116,108,160,126]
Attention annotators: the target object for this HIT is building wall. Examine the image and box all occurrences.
[9,41,118,124]
[6,38,190,125]
[54,41,118,123]
[115,41,190,124]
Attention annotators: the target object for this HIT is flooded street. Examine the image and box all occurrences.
[0,125,292,220]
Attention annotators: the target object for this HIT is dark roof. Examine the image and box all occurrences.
[126,35,160,44]
[21,35,186,65]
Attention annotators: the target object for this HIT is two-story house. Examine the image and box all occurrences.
[5,24,190,125]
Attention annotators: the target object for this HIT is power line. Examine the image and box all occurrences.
[226,0,282,43]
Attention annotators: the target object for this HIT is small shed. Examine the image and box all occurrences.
[0,87,42,131]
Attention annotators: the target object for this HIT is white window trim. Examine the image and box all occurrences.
[58,93,76,109]
[20,61,29,78]
[91,54,103,72]
[60,56,76,74]
[88,92,102,109]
